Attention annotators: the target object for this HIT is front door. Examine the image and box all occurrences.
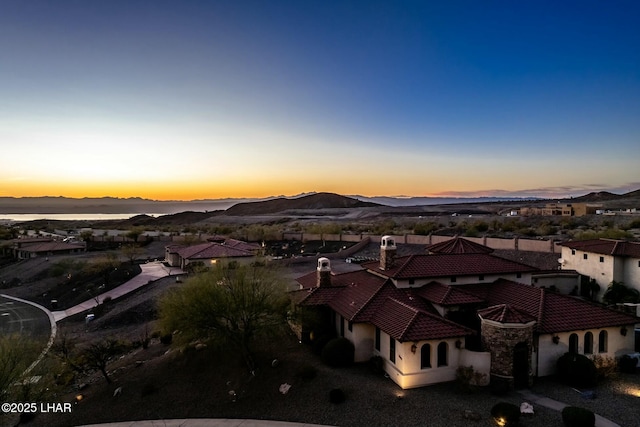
[513,342,529,389]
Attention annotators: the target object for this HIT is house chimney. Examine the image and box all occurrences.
[380,236,396,270]
[317,257,331,287]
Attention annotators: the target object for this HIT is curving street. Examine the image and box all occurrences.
[0,295,52,338]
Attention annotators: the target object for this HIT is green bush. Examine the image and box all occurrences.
[321,337,354,368]
[557,353,598,388]
[490,402,520,426]
[311,334,334,356]
[562,406,595,427]
[618,354,638,373]
[160,333,173,345]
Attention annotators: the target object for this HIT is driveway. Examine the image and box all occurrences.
[52,261,183,322]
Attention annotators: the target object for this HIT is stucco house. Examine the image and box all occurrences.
[559,239,640,302]
[1,237,86,259]
[294,236,637,389]
[165,238,260,270]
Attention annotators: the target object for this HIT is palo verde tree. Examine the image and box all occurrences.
[158,262,289,372]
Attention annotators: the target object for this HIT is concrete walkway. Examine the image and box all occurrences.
[52,261,183,322]
[518,389,621,427]
[79,420,330,427]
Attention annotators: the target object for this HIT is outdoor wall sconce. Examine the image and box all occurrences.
[455,339,462,349]
[552,335,560,344]
[411,343,417,353]
[621,327,628,336]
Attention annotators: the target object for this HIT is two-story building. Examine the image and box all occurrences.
[560,239,640,301]
[294,236,637,389]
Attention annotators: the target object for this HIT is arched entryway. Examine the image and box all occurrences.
[513,341,529,389]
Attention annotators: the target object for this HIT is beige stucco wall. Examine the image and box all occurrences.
[536,327,636,377]
[561,247,614,301]
[532,273,580,294]
[375,331,465,389]
[622,257,640,293]
[561,247,640,301]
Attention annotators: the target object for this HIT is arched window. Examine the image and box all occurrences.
[421,344,431,369]
[437,342,448,367]
[599,330,608,353]
[569,333,579,353]
[584,332,593,354]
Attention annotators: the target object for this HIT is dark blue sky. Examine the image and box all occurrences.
[1,1,639,199]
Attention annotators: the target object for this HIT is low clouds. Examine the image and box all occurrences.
[435,182,640,199]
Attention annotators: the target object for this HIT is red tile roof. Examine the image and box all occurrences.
[417,281,485,306]
[362,253,537,279]
[371,298,473,341]
[427,237,494,254]
[177,242,253,259]
[19,241,85,253]
[477,304,536,324]
[462,279,637,333]
[562,239,640,258]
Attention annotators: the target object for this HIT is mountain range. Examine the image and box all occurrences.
[0,189,638,215]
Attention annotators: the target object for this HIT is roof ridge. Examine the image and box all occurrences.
[352,279,391,321]
[536,288,545,329]
[399,309,421,342]
[393,254,416,276]
[611,240,620,255]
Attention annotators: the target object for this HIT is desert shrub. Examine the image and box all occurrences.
[160,333,173,345]
[490,402,520,426]
[311,334,334,356]
[295,364,318,381]
[557,353,598,388]
[590,354,617,380]
[369,355,384,374]
[456,365,487,393]
[321,337,354,368]
[562,406,595,427]
[618,354,638,373]
[329,388,345,404]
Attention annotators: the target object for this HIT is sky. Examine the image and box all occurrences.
[1,0,639,200]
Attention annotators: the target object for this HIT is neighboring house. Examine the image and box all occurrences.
[294,236,637,390]
[165,238,260,270]
[1,237,86,259]
[560,239,640,301]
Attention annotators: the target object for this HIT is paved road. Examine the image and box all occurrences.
[52,261,183,322]
[0,295,51,338]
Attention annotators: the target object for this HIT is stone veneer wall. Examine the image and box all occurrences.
[480,321,534,386]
